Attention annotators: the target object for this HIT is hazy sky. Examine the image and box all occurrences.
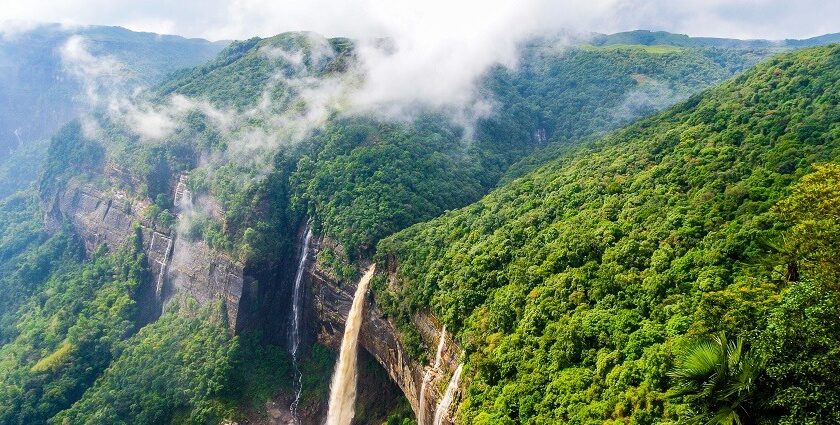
[3,0,838,120]
[0,0,838,41]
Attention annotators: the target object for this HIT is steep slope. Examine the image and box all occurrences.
[23,32,403,425]
[39,30,783,317]
[294,38,781,257]
[23,26,840,424]
[376,45,840,423]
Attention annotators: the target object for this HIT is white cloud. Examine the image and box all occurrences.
[39,0,838,245]
[8,0,838,123]
[60,35,128,105]
[58,31,350,165]
[39,1,840,146]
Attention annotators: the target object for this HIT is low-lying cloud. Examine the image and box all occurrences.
[10,0,839,125]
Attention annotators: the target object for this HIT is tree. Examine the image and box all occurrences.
[668,332,762,425]
[772,163,840,288]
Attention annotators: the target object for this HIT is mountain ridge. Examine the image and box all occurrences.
[0,22,839,424]
[0,23,228,159]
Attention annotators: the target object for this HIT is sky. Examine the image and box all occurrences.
[0,0,838,42]
[2,0,838,125]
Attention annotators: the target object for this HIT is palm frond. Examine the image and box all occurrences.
[670,341,723,380]
[705,406,742,425]
[668,332,761,425]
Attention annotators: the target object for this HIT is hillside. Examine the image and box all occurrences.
[376,45,840,424]
[592,29,840,49]
[0,24,227,195]
[0,24,228,151]
[41,31,781,263]
[3,26,839,424]
[289,35,779,257]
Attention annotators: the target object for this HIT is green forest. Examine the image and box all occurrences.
[0,17,838,425]
[376,45,840,424]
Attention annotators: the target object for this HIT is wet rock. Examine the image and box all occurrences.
[306,234,462,424]
[44,178,247,331]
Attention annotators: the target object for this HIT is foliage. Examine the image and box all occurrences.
[0,191,85,342]
[158,33,351,110]
[668,333,761,424]
[44,32,781,262]
[752,163,840,424]
[298,343,336,408]
[0,231,148,424]
[39,121,105,195]
[376,45,840,423]
[292,116,485,257]
[757,281,840,424]
[771,163,840,286]
[23,25,840,425]
[591,29,839,49]
[52,307,238,425]
[293,42,776,257]
[225,333,293,413]
[0,139,48,198]
[385,398,418,425]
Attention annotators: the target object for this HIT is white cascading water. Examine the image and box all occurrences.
[289,226,313,424]
[418,326,447,424]
[325,264,376,425]
[433,364,463,425]
[154,234,173,299]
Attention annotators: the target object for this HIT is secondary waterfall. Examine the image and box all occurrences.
[289,226,313,424]
[433,364,463,425]
[325,264,376,425]
[418,326,447,424]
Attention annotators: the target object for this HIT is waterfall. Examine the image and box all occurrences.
[325,264,376,425]
[433,326,447,369]
[289,226,313,424]
[154,234,173,299]
[433,364,463,425]
[418,326,447,424]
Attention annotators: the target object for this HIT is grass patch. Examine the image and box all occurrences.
[31,341,72,373]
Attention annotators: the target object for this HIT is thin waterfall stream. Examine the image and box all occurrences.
[433,364,463,425]
[418,326,447,424]
[325,264,376,425]
[289,226,313,424]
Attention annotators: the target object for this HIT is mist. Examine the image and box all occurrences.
[48,0,840,236]
[10,0,839,123]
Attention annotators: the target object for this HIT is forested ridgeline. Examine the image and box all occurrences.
[41,32,781,266]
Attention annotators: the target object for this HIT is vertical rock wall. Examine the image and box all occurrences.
[304,234,463,424]
[43,178,248,331]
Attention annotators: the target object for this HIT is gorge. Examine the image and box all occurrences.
[1,18,839,425]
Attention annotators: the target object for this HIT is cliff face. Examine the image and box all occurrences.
[41,173,462,423]
[43,177,251,331]
[305,235,463,425]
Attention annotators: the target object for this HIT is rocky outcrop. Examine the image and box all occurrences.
[305,235,463,425]
[43,178,249,331]
[42,172,463,423]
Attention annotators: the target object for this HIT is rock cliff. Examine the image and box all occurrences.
[41,172,462,423]
[42,177,250,331]
[305,234,463,424]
